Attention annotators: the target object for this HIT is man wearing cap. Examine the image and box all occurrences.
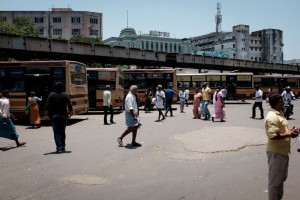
[103,85,115,125]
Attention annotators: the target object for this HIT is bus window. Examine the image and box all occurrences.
[70,64,87,86]
[9,68,25,91]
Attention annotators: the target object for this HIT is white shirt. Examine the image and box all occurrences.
[156,90,165,103]
[125,92,138,114]
[179,91,186,102]
[103,90,111,106]
[255,89,263,102]
[185,89,190,99]
[281,91,295,101]
[0,97,10,118]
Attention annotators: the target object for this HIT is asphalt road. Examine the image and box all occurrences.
[1,100,300,200]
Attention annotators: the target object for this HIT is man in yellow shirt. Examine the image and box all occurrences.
[201,82,211,120]
[265,93,299,200]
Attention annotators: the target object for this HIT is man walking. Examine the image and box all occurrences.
[45,82,73,153]
[117,85,141,147]
[155,85,166,122]
[103,85,115,125]
[251,85,264,119]
[265,93,299,200]
[185,87,190,107]
[164,85,176,117]
[0,90,26,147]
[201,82,211,120]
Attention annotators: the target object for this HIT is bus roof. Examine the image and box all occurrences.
[177,72,253,76]
[0,60,85,67]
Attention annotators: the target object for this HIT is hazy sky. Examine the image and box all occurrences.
[2,0,300,60]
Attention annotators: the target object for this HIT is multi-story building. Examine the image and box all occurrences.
[0,8,103,40]
[103,27,202,54]
[190,24,284,64]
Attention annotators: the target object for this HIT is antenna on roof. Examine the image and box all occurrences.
[127,10,129,28]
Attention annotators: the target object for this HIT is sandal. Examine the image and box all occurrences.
[117,138,123,147]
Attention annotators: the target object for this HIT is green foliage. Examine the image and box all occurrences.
[70,35,101,44]
[0,17,38,37]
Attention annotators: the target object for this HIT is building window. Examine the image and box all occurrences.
[145,41,149,49]
[53,17,61,23]
[160,42,163,51]
[38,28,44,35]
[233,44,236,48]
[72,29,81,35]
[35,17,43,23]
[165,43,168,52]
[53,29,62,35]
[0,16,7,22]
[90,18,98,24]
[89,29,98,36]
[71,17,81,24]
[221,45,224,49]
[251,47,253,51]
[251,57,253,60]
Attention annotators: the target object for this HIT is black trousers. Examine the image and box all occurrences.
[104,105,114,123]
[252,102,264,118]
[165,99,173,116]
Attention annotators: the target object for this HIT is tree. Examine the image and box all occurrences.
[0,17,38,37]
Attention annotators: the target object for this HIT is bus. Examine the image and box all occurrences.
[123,68,177,105]
[0,60,88,119]
[87,68,124,110]
[176,72,254,100]
[253,75,300,98]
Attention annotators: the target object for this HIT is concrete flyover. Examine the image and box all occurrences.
[0,33,299,74]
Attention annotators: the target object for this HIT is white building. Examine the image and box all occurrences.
[103,27,202,54]
[190,24,284,64]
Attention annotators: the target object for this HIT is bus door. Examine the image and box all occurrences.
[24,74,52,113]
[226,75,237,100]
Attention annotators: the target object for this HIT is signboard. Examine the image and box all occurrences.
[207,75,221,81]
[149,30,170,38]
[192,76,205,81]
[237,75,251,81]
[98,71,115,81]
[177,76,190,81]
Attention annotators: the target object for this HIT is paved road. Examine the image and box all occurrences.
[1,100,300,200]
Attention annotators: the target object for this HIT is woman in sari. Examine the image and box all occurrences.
[28,91,42,128]
[212,86,226,122]
[192,88,202,119]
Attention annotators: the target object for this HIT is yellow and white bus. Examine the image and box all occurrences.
[87,68,124,110]
[177,72,254,100]
[0,60,88,119]
[123,68,177,104]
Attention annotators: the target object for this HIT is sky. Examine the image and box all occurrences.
[1,0,300,60]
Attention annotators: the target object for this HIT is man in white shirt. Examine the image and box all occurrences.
[281,86,295,114]
[155,85,166,122]
[185,87,190,107]
[117,85,141,147]
[251,85,264,119]
[0,90,26,147]
[103,85,115,125]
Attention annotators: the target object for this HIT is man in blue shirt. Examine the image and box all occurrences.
[164,85,176,117]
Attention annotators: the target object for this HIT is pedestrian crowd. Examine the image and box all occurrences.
[1,82,300,200]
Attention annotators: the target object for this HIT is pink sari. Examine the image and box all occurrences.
[213,91,226,119]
